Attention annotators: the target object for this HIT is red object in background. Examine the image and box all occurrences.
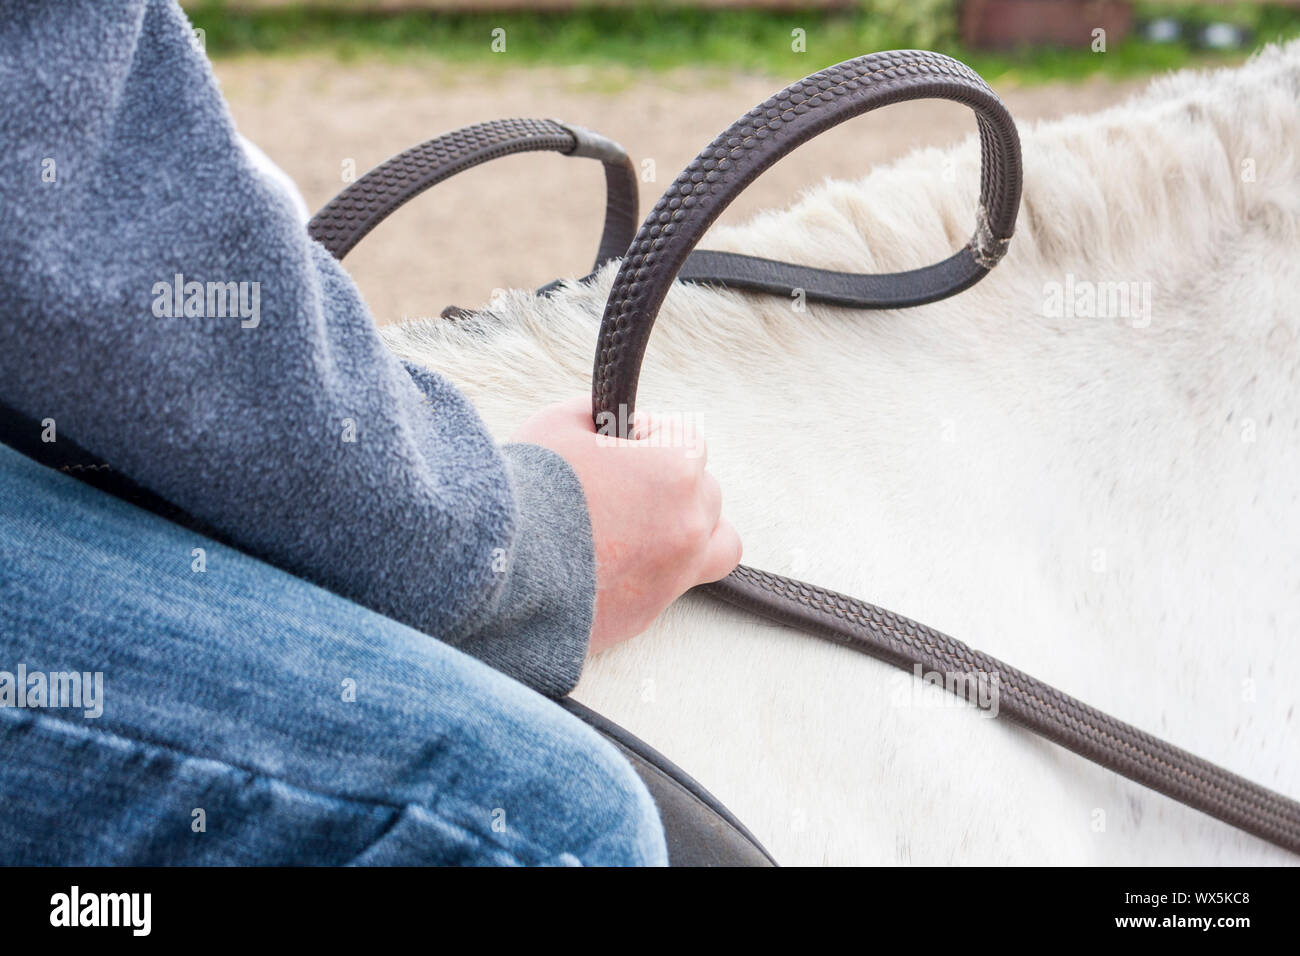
[961,0,1134,49]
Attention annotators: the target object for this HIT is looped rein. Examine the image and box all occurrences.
[589,50,1300,855]
[592,49,1022,423]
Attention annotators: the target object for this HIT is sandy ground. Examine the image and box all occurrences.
[215,57,1147,324]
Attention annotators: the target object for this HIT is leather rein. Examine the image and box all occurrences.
[309,51,1300,855]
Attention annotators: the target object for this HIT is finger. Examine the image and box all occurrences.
[697,517,743,584]
[631,410,666,441]
[671,419,707,470]
[688,431,707,470]
[698,470,723,531]
[560,393,597,429]
[633,413,708,468]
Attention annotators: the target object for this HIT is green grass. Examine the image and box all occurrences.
[185,1,1300,85]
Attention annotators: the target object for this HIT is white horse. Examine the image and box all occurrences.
[370,44,1300,865]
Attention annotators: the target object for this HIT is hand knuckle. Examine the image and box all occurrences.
[679,508,709,547]
[674,456,700,490]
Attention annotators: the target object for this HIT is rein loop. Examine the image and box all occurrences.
[592,50,1022,424]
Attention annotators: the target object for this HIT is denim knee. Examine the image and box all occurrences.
[0,445,667,866]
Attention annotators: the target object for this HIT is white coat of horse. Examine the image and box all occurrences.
[376,44,1300,865]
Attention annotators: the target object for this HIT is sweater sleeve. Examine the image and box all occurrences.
[0,0,595,696]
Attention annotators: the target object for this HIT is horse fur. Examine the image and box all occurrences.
[381,42,1300,864]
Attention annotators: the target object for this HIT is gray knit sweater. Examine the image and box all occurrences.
[0,0,595,697]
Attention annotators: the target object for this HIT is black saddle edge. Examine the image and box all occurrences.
[558,697,778,867]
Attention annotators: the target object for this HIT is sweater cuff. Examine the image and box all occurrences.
[456,443,597,698]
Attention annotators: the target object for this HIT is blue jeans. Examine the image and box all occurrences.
[0,442,666,866]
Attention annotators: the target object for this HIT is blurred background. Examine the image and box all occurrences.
[183,0,1300,324]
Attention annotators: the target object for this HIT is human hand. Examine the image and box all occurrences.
[510,396,742,653]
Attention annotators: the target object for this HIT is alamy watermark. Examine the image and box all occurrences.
[890,664,1000,718]
[0,665,103,719]
[50,886,150,936]
[595,404,706,459]
[1043,273,1152,328]
[151,272,261,328]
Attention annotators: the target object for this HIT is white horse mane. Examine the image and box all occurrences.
[384,42,1300,865]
